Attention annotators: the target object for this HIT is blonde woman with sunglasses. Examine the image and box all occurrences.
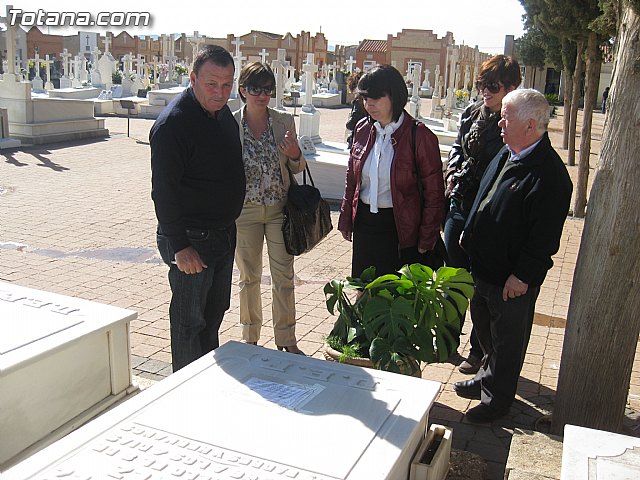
[233,62,306,355]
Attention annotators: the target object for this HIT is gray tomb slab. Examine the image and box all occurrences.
[0,282,136,469]
[5,341,441,479]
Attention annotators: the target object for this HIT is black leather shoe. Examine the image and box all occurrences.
[453,379,481,399]
[465,403,509,424]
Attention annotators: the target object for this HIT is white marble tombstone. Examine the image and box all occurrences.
[561,424,640,479]
[299,53,321,144]
[0,282,136,469]
[30,52,44,92]
[346,56,356,74]
[231,36,245,100]
[98,51,116,92]
[430,64,442,119]
[71,55,83,87]
[409,63,422,118]
[59,49,72,88]
[79,54,89,83]
[188,31,204,72]
[120,52,134,95]
[4,342,441,480]
[42,55,54,91]
[272,48,287,110]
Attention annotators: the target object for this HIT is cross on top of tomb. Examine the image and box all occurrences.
[346,56,356,74]
[103,35,112,54]
[232,36,245,59]
[259,49,270,64]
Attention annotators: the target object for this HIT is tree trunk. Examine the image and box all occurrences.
[568,39,585,166]
[573,32,602,218]
[561,39,574,150]
[562,68,574,150]
[551,4,640,435]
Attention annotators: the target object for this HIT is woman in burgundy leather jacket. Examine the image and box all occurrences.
[338,65,444,278]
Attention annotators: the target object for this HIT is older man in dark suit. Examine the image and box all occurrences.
[454,88,573,423]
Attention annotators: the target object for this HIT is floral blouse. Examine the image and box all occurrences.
[241,117,287,206]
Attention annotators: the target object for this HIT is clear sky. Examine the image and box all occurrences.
[4,0,526,55]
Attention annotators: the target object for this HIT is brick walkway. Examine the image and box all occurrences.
[1,105,638,479]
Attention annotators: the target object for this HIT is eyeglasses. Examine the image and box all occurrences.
[475,81,502,94]
[246,85,274,96]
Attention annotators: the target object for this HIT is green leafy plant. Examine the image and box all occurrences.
[544,93,560,106]
[324,264,474,375]
[112,70,123,85]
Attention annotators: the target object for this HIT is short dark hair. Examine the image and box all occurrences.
[357,65,408,121]
[476,54,521,91]
[192,45,234,76]
[238,62,275,102]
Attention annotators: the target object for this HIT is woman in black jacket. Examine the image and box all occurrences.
[443,55,521,373]
[345,72,366,149]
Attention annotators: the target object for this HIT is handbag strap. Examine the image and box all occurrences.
[287,163,316,188]
[412,120,424,209]
[302,163,316,187]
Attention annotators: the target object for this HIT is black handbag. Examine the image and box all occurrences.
[282,164,333,256]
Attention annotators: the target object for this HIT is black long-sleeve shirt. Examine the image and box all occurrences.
[150,88,246,253]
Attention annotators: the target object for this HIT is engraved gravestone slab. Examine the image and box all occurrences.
[561,424,640,479]
[0,289,82,355]
[0,282,136,469]
[5,341,441,480]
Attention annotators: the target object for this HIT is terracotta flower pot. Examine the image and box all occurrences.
[323,344,422,377]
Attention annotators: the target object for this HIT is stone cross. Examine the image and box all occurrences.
[411,64,422,99]
[91,46,101,65]
[422,68,431,89]
[142,63,150,88]
[134,54,144,78]
[271,48,287,110]
[1,5,17,78]
[259,48,269,64]
[79,54,89,83]
[72,55,83,86]
[472,47,480,88]
[188,31,204,72]
[231,36,245,99]
[150,56,159,84]
[42,55,54,90]
[30,51,45,92]
[434,65,441,97]
[464,64,471,91]
[252,34,257,46]
[31,51,42,80]
[103,35,112,54]
[302,53,318,107]
[346,56,356,74]
[122,53,133,76]
[166,35,177,78]
[60,49,72,79]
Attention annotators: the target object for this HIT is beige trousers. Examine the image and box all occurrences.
[235,202,297,346]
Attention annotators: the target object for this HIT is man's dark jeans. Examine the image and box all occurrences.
[470,277,540,412]
[157,225,236,372]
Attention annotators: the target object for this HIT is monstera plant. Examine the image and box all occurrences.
[324,264,474,376]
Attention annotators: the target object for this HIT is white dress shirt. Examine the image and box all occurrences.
[360,112,405,213]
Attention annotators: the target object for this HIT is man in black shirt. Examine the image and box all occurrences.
[150,45,246,371]
[454,89,572,422]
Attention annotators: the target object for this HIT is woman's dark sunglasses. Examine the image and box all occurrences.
[247,85,274,96]
[475,81,502,94]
